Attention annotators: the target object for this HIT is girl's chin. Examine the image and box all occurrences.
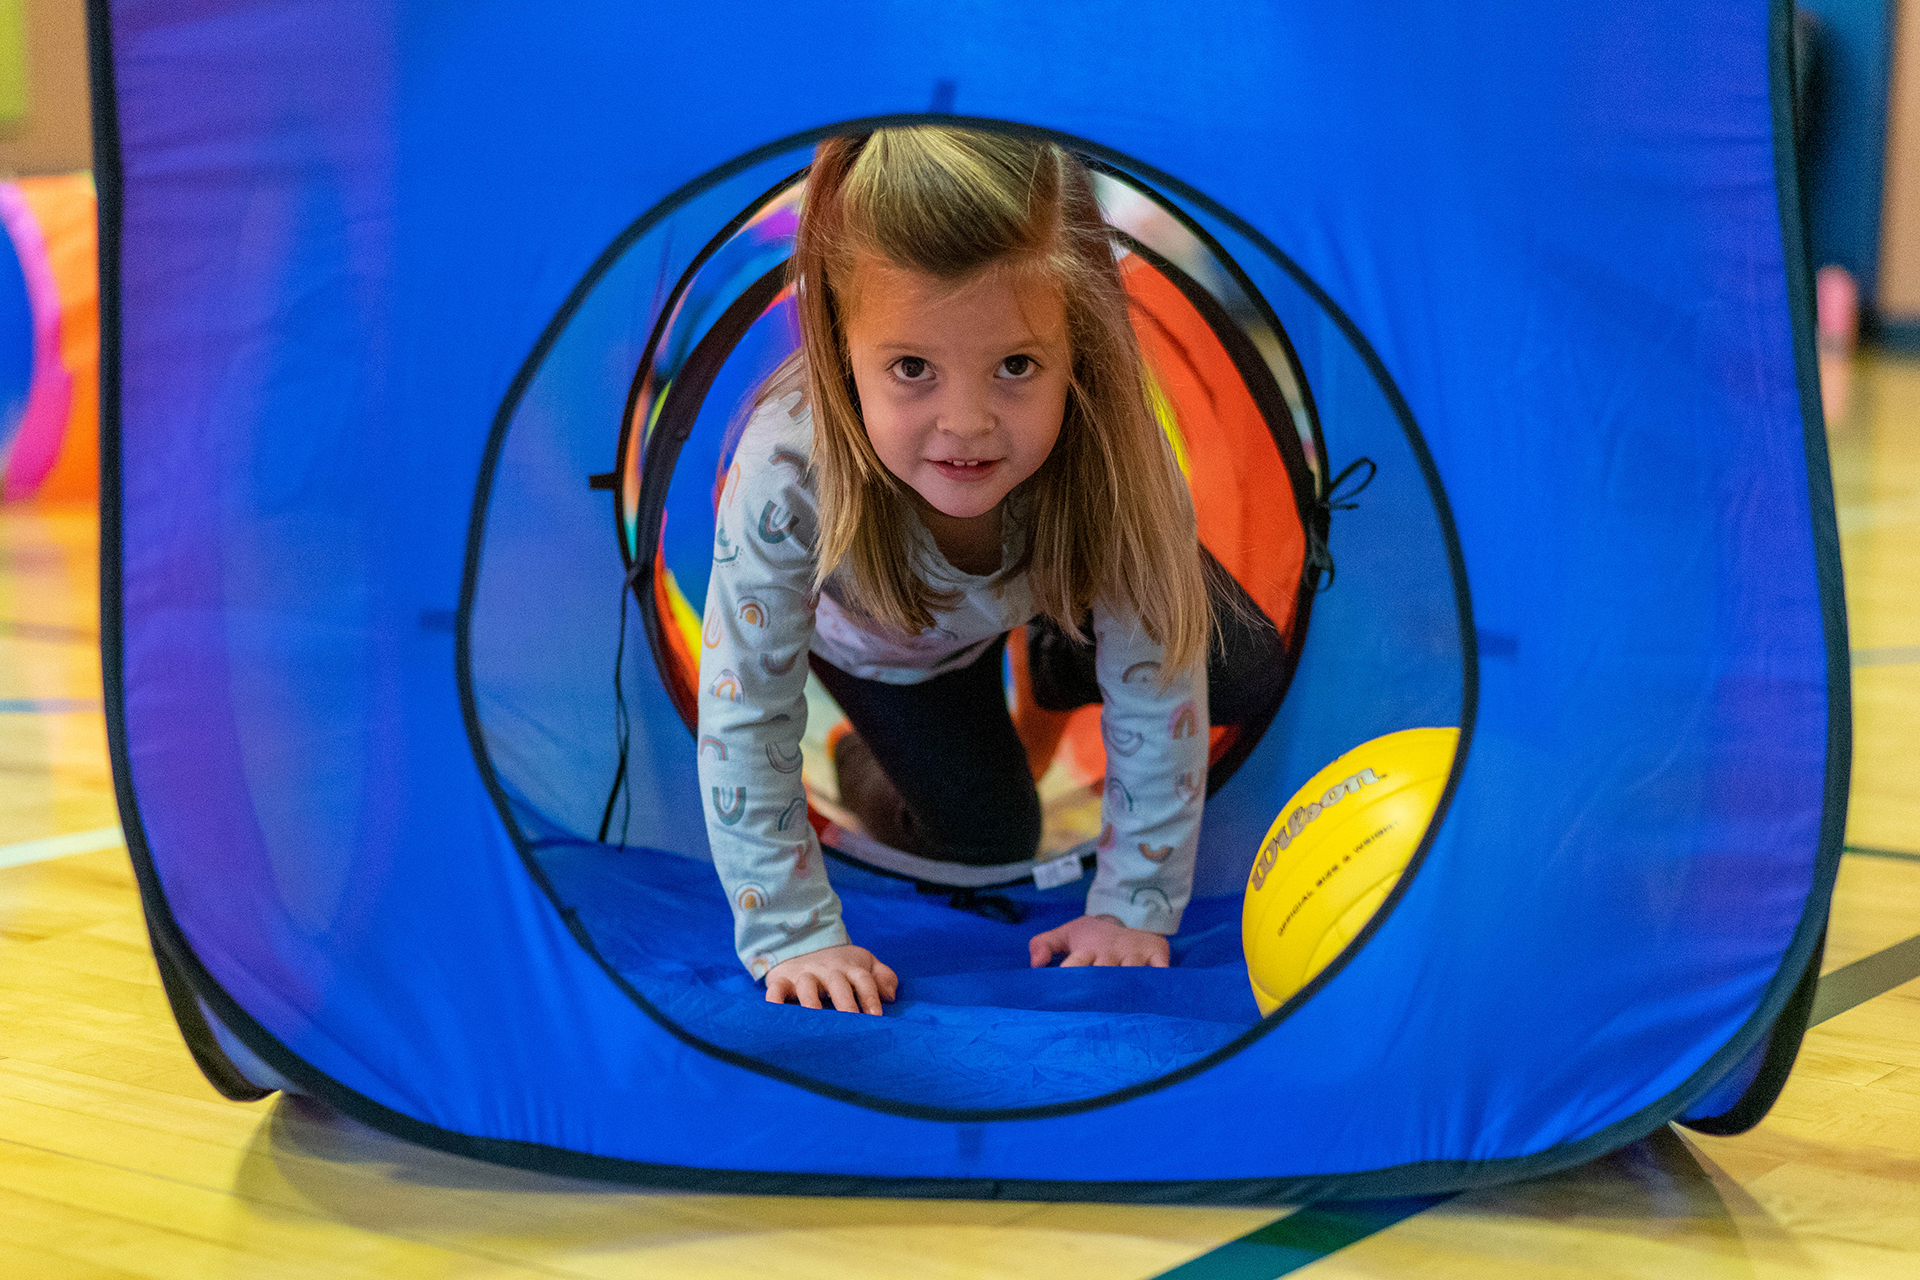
[913,483,1008,523]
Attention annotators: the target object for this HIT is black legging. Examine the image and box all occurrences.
[811,555,1290,868]
[812,636,1038,867]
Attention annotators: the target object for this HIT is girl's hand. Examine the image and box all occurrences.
[765,944,900,1015]
[1029,915,1170,968]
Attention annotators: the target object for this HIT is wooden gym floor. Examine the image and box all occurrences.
[3,352,1919,1277]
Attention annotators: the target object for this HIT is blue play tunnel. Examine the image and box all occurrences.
[99,0,1844,1197]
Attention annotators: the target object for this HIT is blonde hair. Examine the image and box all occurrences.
[777,126,1209,678]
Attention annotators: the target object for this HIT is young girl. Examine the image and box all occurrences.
[697,127,1221,1016]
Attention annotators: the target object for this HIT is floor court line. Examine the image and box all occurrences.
[0,825,126,871]
[1149,1196,1451,1279]
[0,696,104,713]
[1851,644,1920,667]
[1152,910,1920,1276]
[0,617,98,644]
[1845,843,1920,864]
[1811,931,1920,1025]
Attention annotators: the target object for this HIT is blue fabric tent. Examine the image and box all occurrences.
[98,0,1847,1198]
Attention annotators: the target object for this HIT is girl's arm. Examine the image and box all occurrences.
[1078,599,1210,937]
[697,430,850,982]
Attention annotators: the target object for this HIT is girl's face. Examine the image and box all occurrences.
[843,256,1071,525]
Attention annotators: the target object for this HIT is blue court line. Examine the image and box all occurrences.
[0,698,104,713]
[1150,1196,1451,1278]
[1852,645,1920,667]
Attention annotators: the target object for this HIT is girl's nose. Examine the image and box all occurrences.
[939,391,996,438]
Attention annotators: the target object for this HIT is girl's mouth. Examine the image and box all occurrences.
[931,458,1001,482]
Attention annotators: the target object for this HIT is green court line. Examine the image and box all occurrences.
[1812,932,1920,1025]
[1844,844,1920,864]
[1150,893,1920,1278]
[1150,1196,1451,1278]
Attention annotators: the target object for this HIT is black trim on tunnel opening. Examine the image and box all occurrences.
[592,167,811,835]
[1107,228,1324,791]
[86,0,266,1103]
[1676,0,1850,1136]
[1112,229,1320,532]
[596,260,792,827]
[96,6,1842,1189]
[630,262,790,730]
[1086,157,1332,501]
[462,120,1472,1126]
[608,166,813,571]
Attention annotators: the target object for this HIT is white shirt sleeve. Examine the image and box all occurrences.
[1082,600,1209,934]
[697,424,849,979]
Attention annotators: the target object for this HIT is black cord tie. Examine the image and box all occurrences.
[1324,456,1377,510]
[596,555,650,846]
[1306,456,1377,593]
[918,882,1028,924]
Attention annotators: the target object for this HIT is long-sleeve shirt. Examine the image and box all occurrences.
[698,391,1209,978]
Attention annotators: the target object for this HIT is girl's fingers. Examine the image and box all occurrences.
[766,954,902,1012]
[849,968,883,1015]
[824,972,860,1014]
[1032,928,1076,967]
[1032,927,1174,969]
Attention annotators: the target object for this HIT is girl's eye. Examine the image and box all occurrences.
[892,357,932,382]
[999,354,1036,379]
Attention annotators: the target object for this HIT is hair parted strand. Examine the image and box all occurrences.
[769,126,1210,681]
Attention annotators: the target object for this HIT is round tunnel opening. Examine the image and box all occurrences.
[462,125,1472,1120]
[610,166,1330,873]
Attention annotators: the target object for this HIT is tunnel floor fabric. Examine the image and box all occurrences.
[538,841,1262,1111]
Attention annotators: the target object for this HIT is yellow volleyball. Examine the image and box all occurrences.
[1242,727,1460,1016]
